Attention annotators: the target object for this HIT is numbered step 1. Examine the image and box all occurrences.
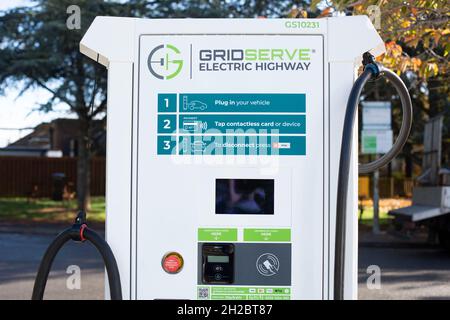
[158,93,177,112]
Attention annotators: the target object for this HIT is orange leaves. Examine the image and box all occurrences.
[410,58,422,71]
[405,35,421,48]
[424,62,439,77]
[445,42,450,57]
[429,28,449,46]
[381,55,440,79]
[286,0,448,81]
[401,20,411,29]
[381,41,441,78]
[353,4,364,12]
[432,32,442,46]
[318,7,332,18]
[287,8,307,18]
[385,41,403,58]
[399,57,424,74]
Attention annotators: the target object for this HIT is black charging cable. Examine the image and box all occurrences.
[334,52,413,300]
[31,211,122,300]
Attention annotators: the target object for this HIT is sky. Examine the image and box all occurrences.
[0,0,72,147]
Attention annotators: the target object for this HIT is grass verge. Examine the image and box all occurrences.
[0,197,105,224]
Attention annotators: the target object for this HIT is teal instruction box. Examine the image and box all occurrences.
[179,93,305,113]
[179,114,306,134]
[178,135,306,156]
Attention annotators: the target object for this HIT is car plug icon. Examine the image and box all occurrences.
[188,100,207,111]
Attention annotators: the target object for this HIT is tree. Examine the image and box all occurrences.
[0,0,302,211]
[305,0,449,177]
[0,0,148,210]
[345,1,448,79]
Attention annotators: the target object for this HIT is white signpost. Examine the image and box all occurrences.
[361,101,393,154]
[361,101,392,234]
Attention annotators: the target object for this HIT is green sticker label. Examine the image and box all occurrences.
[362,135,377,154]
[198,228,238,241]
[198,286,291,300]
[244,228,291,242]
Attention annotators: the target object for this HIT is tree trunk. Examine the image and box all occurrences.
[404,142,413,178]
[77,117,91,211]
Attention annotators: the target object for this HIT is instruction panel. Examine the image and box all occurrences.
[139,35,323,157]
[137,34,324,300]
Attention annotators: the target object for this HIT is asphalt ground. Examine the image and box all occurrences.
[1,231,449,300]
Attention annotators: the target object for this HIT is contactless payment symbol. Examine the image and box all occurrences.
[256,253,280,276]
[147,44,183,80]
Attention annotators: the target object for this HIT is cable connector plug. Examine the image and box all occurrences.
[71,210,88,242]
[362,52,380,78]
[74,210,86,225]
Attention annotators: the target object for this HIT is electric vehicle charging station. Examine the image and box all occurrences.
[77,16,387,300]
[32,15,413,301]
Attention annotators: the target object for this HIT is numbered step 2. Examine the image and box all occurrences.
[158,114,177,134]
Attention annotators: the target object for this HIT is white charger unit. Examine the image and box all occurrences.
[80,16,384,300]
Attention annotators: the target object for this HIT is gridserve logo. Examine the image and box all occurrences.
[147,44,183,80]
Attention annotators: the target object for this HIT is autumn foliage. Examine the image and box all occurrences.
[292,0,449,80]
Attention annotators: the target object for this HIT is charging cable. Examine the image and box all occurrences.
[334,52,413,300]
[31,211,122,300]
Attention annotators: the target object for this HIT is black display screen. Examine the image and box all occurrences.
[215,179,274,214]
[207,255,230,263]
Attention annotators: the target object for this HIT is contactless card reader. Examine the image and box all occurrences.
[202,244,234,284]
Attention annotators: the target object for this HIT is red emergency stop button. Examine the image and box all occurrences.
[162,252,184,274]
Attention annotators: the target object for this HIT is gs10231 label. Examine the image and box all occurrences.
[285,21,320,29]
